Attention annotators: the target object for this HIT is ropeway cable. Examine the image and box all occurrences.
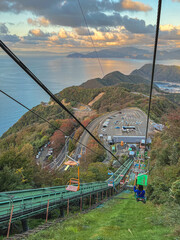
[144,0,162,174]
[77,0,104,78]
[0,89,109,159]
[0,87,124,167]
[0,40,122,164]
[142,0,162,188]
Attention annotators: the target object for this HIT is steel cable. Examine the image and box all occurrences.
[144,0,162,173]
[77,0,104,78]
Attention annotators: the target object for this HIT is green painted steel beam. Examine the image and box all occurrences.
[0,159,133,228]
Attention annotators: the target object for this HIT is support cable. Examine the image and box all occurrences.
[77,0,104,78]
[0,89,107,158]
[144,0,162,172]
[0,86,123,167]
[0,40,120,162]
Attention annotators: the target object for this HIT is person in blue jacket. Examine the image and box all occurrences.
[134,185,146,202]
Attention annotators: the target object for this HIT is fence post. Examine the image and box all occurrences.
[102,191,103,200]
[46,199,49,223]
[67,199,69,216]
[96,192,98,204]
[106,190,108,199]
[7,205,14,238]
[80,197,82,212]
[60,206,64,218]
[21,219,29,232]
[89,194,91,208]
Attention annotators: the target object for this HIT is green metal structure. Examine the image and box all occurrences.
[0,159,133,229]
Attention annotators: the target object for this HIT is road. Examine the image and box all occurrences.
[74,107,156,162]
[49,108,155,168]
[47,135,70,170]
[73,111,120,160]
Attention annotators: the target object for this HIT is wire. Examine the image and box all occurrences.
[0,89,108,159]
[0,88,128,168]
[144,0,162,172]
[77,0,104,78]
[0,40,125,166]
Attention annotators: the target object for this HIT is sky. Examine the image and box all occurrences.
[0,0,180,55]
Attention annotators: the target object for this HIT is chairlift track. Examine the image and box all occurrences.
[0,159,133,229]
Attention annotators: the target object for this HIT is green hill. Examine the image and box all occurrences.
[165,93,180,105]
[131,64,180,83]
[1,82,175,140]
[81,71,150,89]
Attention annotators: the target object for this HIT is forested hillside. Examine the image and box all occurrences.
[147,109,180,227]
[148,109,180,203]
[0,73,178,192]
[58,85,175,122]
[131,64,180,83]
[80,70,150,88]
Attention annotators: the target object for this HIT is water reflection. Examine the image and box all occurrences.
[0,55,180,136]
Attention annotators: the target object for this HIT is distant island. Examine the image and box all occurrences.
[67,47,180,60]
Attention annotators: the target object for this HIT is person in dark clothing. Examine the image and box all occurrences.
[134,185,146,202]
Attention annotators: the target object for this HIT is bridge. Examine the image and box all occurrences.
[0,159,133,230]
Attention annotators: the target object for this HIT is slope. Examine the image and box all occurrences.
[81,71,150,89]
[131,64,180,83]
[27,192,175,240]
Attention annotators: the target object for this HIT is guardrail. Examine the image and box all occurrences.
[0,159,133,229]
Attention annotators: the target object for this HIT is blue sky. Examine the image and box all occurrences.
[0,0,180,54]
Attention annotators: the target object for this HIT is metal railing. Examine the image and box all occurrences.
[0,159,133,228]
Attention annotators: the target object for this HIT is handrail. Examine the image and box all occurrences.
[0,159,133,227]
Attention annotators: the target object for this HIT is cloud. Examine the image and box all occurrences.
[121,0,152,12]
[75,27,94,36]
[27,17,50,27]
[29,29,47,37]
[160,24,176,31]
[160,29,180,40]
[0,0,153,30]
[3,0,179,51]
[159,25,180,40]
[0,34,20,42]
[172,0,180,2]
[23,29,51,43]
[123,16,155,33]
[58,28,68,38]
[48,35,59,42]
[0,23,9,34]
[0,0,152,14]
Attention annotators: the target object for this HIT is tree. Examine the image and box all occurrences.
[0,166,26,191]
[50,130,65,155]
[171,179,180,204]
[68,139,75,153]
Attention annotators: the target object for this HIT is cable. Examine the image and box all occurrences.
[77,0,104,78]
[1,88,128,168]
[0,41,125,166]
[144,0,162,172]
[0,89,108,159]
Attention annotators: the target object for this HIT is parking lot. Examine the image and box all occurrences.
[98,108,154,140]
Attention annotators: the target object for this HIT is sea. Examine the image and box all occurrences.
[0,55,180,137]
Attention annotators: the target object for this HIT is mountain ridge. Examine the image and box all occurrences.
[80,70,151,89]
[67,47,180,60]
[131,64,180,83]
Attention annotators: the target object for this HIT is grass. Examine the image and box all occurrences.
[28,192,176,240]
